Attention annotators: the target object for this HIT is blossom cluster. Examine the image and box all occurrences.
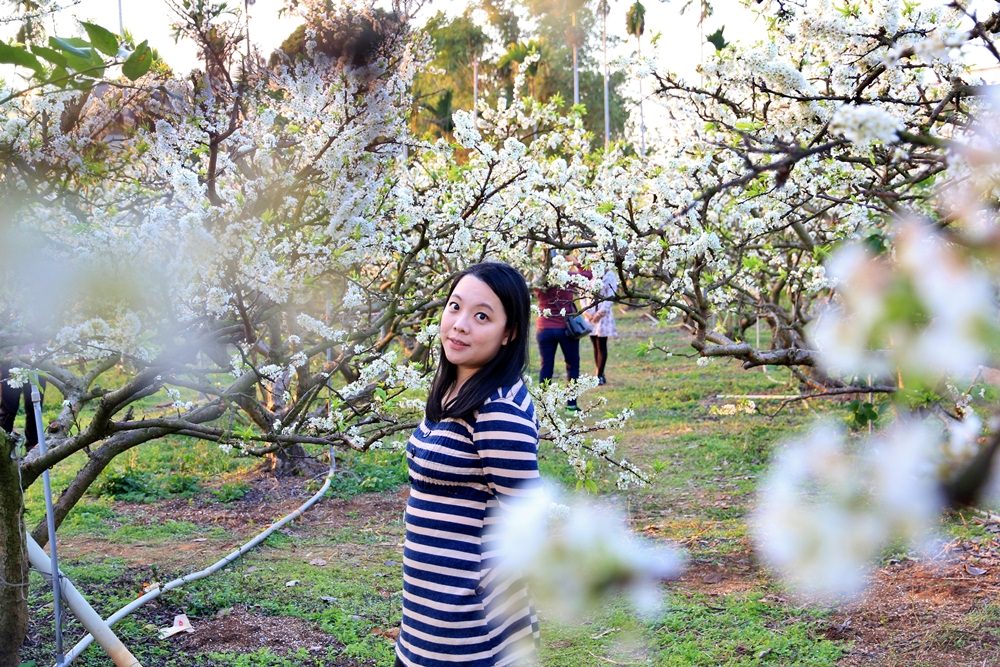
[494,482,685,620]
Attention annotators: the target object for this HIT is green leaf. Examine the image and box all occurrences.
[122,40,153,80]
[735,120,764,132]
[863,232,888,255]
[847,400,879,429]
[49,36,93,59]
[706,26,728,51]
[0,41,44,73]
[49,36,103,77]
[81,21,119,57]
[31,44,67,67]
[47,65,70,88]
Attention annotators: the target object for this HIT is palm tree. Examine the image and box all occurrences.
[464,16,488,123]
[422,11,488,126]
[497,39,544,101]
[527,0,586,106]
[564,0,587,106]
[626,1,646,154]
[422,89,455,137]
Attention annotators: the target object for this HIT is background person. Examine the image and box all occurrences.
[584,268,619,386]
[395,262,541,667]
[535,250,590,411]
[0,362,43,451]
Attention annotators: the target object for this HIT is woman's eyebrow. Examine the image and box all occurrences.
[450,294,494,312]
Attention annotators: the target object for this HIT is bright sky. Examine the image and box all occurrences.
[1,0,995,137]
[1,0,768,81]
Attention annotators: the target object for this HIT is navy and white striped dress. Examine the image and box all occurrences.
[396,379,541,666]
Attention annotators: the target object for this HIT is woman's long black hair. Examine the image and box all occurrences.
[425,262,531,422]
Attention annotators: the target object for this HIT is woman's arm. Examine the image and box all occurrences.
[473,399,540,507]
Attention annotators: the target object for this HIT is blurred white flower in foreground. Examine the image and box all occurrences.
[946,86,1000,243]
[753,419,943,603]
[494,483,685,621]
[808,219,996,382]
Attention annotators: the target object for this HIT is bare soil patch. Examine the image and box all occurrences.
[676,552,764,596]
[641,499,1000,666]
[832,547,1000,667]
[173,605,351,660]
[60,536,239,567]
[109,471,407,536]
[295,486,407,534]
[62,473,405,566]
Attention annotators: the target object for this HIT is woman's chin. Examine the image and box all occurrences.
[443,349,466,365]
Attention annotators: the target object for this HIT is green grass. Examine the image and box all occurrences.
[212,481,251,503]
[943,508,998,542]
[327,448,409,499]
[650,592,843,665]
[21,310,855,665]
[539,592,843,667]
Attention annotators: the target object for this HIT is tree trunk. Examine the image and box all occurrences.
[472,58,479,123]
[264,442,323,477]
[637,37,646,155]
[602,10,610,148]
[571,11,579,106]
[0,430,29,665]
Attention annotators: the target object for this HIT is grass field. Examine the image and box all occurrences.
[16,310,1000,666]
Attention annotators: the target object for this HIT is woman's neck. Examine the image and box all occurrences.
[444,369,476,405]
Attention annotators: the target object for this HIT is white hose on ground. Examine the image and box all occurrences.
[27,536,143,667]
[59,448,337,666]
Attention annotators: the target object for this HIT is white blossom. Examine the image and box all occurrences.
[831,104,903,147]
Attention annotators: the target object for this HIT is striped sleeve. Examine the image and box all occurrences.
[473,398,540,507]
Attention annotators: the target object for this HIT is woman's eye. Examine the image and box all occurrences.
[448,302,459,310]
[475,312,488,321]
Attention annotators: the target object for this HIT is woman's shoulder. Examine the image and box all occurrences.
[480,378,535,417]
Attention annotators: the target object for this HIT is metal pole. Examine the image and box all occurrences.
[27,537,142,667]
[31,382,65,667]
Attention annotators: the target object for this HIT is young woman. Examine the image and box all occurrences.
[395,262,541,667]
[583,268,619,385]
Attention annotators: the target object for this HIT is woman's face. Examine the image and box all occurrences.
[441,275,511,381]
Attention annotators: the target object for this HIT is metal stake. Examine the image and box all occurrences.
[32,382,65,667]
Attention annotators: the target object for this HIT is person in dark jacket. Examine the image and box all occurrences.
[534,251,591,411]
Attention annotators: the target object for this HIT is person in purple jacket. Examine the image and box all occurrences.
[533,250,591,411]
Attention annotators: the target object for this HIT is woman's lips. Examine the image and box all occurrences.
[446,337,469,350]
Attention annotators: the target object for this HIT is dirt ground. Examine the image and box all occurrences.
[174,606,339,656]
[61,473,405,567]
[56,471,1000,665]
[834,543,1000,667]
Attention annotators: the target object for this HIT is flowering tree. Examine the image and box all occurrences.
[0,1,644,658]
[609,0,1000,600]
[455,0,1000,600]
[4,4,996,662]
